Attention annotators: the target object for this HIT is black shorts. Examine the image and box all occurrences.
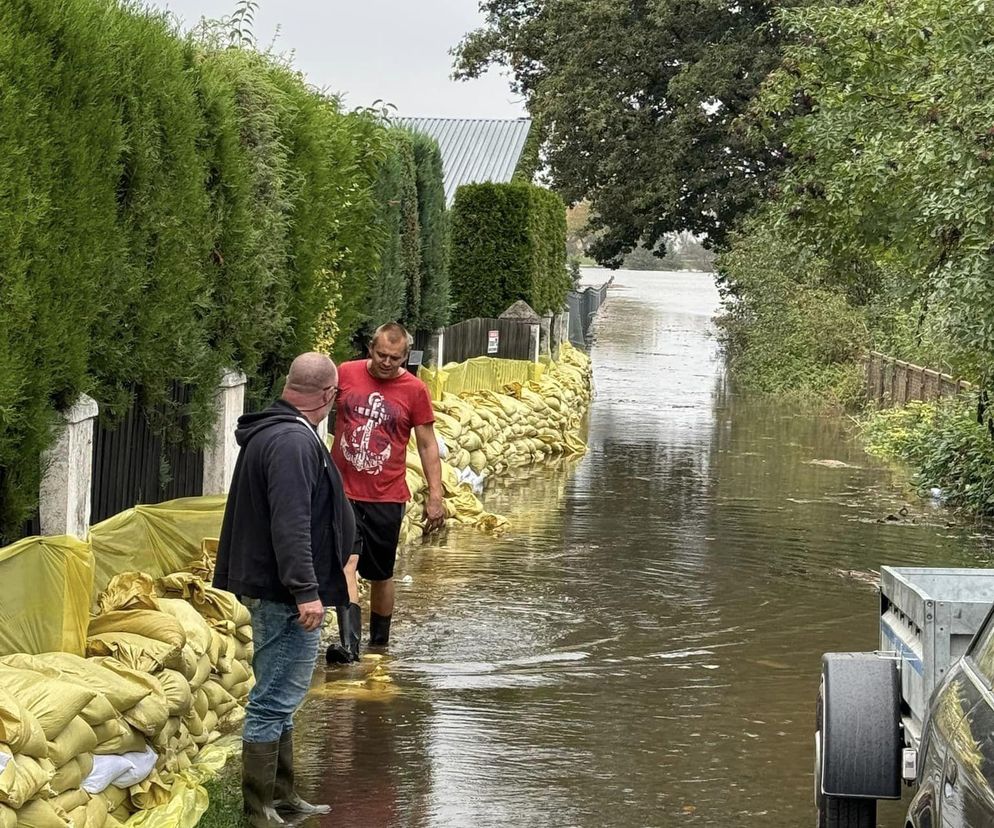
[350,500,405,581]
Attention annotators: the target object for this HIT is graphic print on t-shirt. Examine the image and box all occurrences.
[340,391,397,475]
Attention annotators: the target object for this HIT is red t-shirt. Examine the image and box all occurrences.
[331,360,435,503]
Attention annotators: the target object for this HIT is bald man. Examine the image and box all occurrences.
[214,352,355,828]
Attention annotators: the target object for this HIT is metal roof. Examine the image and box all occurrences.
[396,117,532,206]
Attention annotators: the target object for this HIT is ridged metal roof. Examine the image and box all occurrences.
[397,117,532,206]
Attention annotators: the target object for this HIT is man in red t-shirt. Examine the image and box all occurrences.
[326,322,445,662]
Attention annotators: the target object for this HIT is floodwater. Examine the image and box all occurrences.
[296,269,993,827]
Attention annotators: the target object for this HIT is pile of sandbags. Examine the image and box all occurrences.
[433,344,592,482]
[0,569,254,828]
[399,345,593,545]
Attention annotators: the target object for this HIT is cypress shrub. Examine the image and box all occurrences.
[364,129,420,337]
[408,130,451,331]
[450,181,568,319]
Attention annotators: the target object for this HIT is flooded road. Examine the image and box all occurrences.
[297,269,992,826]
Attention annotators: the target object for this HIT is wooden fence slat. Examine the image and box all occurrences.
[865,353,975,409]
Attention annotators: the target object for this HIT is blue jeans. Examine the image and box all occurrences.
[242,597,321,743]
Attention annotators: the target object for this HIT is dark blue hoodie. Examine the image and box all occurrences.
[213,400,354,607]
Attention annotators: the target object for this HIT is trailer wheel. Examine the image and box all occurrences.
[816,687,877,827]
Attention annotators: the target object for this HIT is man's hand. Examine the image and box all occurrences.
[296,599,326,631]
[423,493,446,533]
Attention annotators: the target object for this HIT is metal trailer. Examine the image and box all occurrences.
[878,566,994,749]
[815,566,994,828]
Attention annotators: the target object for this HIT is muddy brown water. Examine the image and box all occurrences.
[295,269,994,827]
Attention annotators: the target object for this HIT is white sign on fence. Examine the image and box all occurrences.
[487,330,499,354]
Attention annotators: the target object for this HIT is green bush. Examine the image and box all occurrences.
[861,397,994,518]
[716,219,869,406]
[363,129,419,338]
[0,0,385,541]
[408,130,450,331]
[450,181,569,319]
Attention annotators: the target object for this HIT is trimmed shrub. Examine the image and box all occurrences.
[408,130,451,331]
[450,182,569,319]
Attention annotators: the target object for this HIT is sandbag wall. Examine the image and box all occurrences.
[400,343,593,544]
[0,563,252,828]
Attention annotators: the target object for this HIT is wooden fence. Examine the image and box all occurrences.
[90,382,203,523]
[865,351,974,408]
[442,317,536,364]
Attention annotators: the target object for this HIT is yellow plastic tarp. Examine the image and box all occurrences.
[90,497,226,598]
[420,358,543,399]
[0,536,92,657]
[123,739,238,828]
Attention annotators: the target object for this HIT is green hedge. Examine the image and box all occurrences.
[449,182,569,319]
[0,0,384,541]
[361,127,450,341]
[409,130,451,331]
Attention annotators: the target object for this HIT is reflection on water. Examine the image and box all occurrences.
[295,269,991,827]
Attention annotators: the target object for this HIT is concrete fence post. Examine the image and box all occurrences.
[39,394,99,539]
[428,328,445,368]
[202,370,247,496]
[529,324,541,362]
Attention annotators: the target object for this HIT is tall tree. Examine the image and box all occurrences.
[454,0,793,263]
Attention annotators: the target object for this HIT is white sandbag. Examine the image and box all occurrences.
[81,746,157,794]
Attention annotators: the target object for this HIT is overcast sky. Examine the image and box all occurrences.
[148,0,527,119]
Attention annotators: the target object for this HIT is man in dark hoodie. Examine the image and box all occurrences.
[213,352,354,828]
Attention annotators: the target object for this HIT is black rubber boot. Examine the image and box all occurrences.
[273,730,331,815]
[242,740,285,828]
[325,603,361,664]
[368,612,392,647]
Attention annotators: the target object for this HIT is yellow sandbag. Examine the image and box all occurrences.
[11,799,70,828]
[120,697,169,738]
[84,785,108,828]
[200,683,237,717]
[122,772,206,828]
[225,680,252,704]
[85,633,178,674]
[109,804,132,823]
[46,717,97,768]
[191,691,208,723]
[153,671,193,719]
[151,719,181,751]
[0,754,54,808]
[0,694,23,756]
[67,803,89,828]
[181,711,203,740]
[154,575,248,627]
[49,751,94,795]
[51,789,88,813]
[155,601,212,657]
[233,625,252,645]
[128,769,172,811]
[0,536,92,658]
[88,611,186,652]
[0,804,12,828]
[3,655,147,715]
[95,786,127,812]
[96,573,159,616]
[188,656,211,693]
[103,813,124,828]
[0,657,113,729]
[217,661,249,694]
[90,720,142,757]
[218,706,244,733]
[469,451,487,474]
[0,669,95,742]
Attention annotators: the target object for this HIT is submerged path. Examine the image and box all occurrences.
[296,269,989,826]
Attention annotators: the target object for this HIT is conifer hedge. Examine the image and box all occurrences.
[361,127,451,342]
[0,0,391,540]
[449,182,569,319]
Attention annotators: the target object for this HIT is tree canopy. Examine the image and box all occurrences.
[454,0,795,263]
